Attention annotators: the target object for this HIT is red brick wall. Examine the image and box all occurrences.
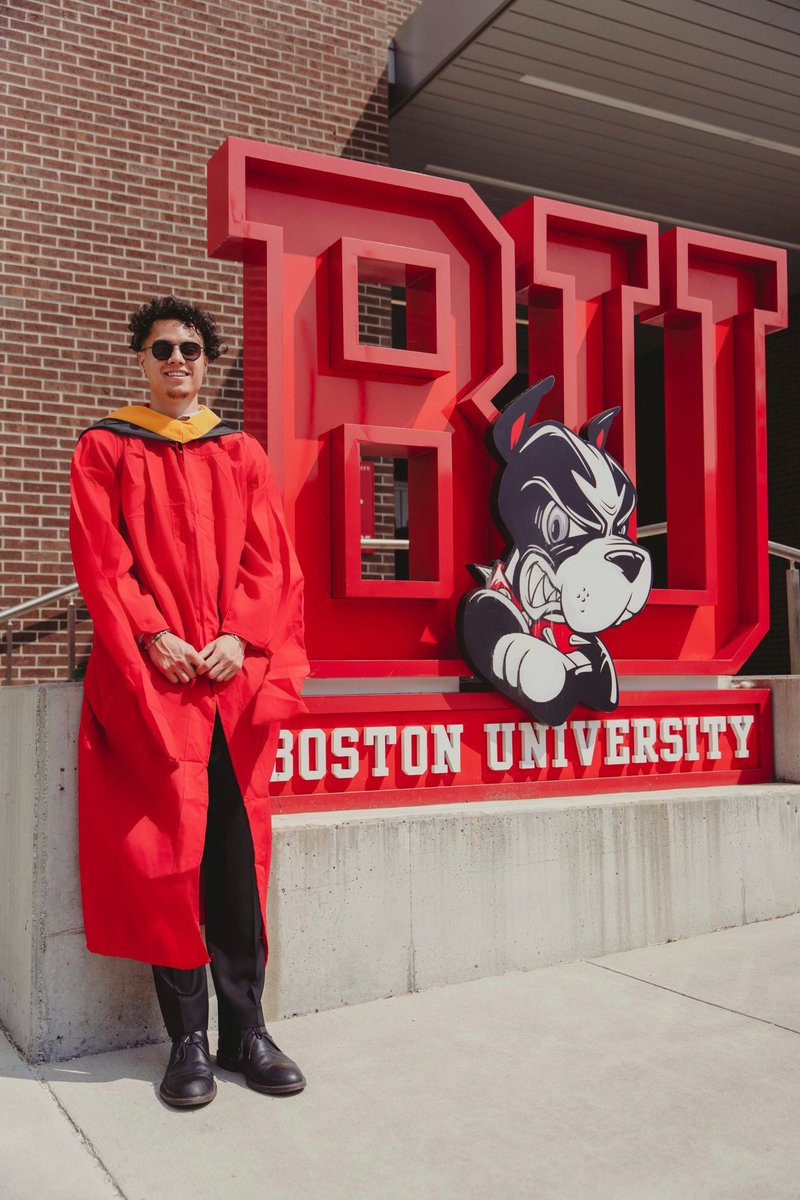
[361,459,398,581]
[1,0,420,683]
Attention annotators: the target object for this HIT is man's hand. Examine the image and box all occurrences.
[198,634,245,682]
[147,633,208,684]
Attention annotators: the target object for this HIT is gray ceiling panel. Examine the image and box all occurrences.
[477,25,800,128]
[395,116,795,231]
[587,0,800,48]
[408,68,800,186]
[401,82,800,186]
[501,0,800,74]
[394,116,798,218]
[391,0,800,260]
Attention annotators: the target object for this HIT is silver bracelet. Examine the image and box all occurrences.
[143,629,171,651]
[221,632,245,649]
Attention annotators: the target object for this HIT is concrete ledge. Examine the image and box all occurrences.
[266,783,800,1017]
[749,675,800,783]
[3,683,800,1062]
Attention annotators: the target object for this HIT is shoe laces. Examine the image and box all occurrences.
[174,1031,205,1063]
[249,1025,278,1051]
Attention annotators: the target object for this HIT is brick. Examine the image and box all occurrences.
[2,0,421,683]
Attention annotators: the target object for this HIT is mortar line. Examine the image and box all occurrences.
[33,1066,128,1200]
[588,960,800,1036]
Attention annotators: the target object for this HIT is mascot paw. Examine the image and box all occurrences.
[492,633,568,703]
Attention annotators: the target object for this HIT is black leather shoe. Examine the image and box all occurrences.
[159,1031,217,1108]
[216,1025,306,1094]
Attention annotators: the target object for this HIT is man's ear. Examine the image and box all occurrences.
[492,375,555,462]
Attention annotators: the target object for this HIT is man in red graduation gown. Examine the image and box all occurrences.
[69,296,308,1108]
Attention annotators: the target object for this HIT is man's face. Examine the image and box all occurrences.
[136,319,208,409]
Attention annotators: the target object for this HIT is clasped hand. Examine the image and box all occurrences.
[147,632,244,685]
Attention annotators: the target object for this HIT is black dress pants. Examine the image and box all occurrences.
[152,713,266,1041]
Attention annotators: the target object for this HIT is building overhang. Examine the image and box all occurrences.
[390,0,800,275]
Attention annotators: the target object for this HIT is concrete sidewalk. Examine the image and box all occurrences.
[3,916,800,1200]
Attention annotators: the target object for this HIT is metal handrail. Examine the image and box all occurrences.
[638,522,800,672]
[637,522,666,539]
[361,536,410,550]
[639,522,800,564]
[767,540,800,568]
[2,582,85,685]
[0,582,80,623]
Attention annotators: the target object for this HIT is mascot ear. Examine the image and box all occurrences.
[580,407,620,452]
[492,375,555,462]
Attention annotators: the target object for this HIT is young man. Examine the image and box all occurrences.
[69,296,308,1108]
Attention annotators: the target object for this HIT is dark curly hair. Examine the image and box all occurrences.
[127,296,226,361]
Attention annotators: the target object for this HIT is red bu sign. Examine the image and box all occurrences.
[207,138,786,805]
[208,137,514,676]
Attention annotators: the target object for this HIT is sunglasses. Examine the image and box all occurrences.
[141,339,205,362]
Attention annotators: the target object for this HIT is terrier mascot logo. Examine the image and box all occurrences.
[458,376,652,726]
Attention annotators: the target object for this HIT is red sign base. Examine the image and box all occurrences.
[271,690,772,814]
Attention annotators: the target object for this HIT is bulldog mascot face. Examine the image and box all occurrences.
[458,376,652,727]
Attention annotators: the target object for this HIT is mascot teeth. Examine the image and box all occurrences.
[529,574,548,610]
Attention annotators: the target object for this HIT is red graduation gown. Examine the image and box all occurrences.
[69,404,308,968]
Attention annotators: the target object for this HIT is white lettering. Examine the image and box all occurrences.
[400,726,428,776]
[684,716,700,761]
[699,715,726,760]
[431,724,463,774]
[271,710,757,789]
[552,724,569,768]
[729,714,755,759]
[572,719,601,766]
[271,729,294,782]
[659,717,683,762]
[604,719,630,765]
[363,726,397,777]
[519,722,548,769]
[298,728,326,780]
[631,718,658,764]
[485,723,515,771]
[330,727,360,779]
